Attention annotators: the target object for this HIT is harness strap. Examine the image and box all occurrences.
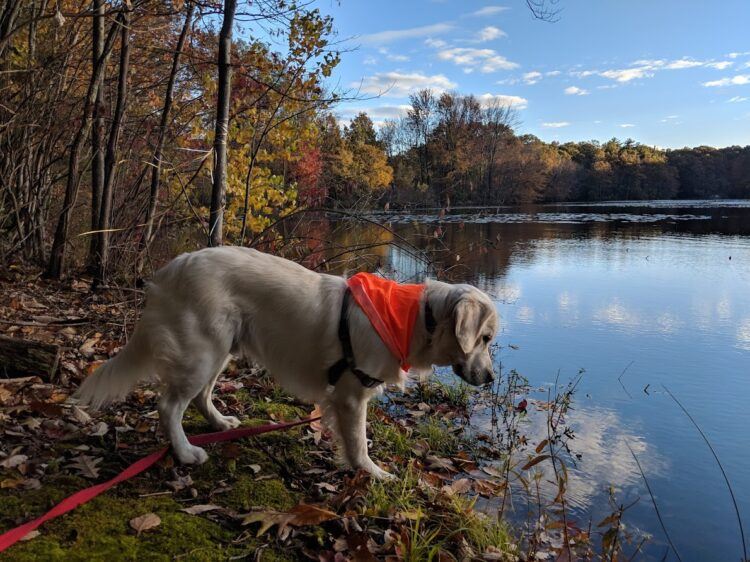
[327,289,384,389]
[327,285,437,389]
[425,299,437,335]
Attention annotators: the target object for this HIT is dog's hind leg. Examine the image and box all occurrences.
[158,354,229,465]
[192,355,241,431]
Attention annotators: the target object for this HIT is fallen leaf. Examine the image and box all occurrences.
[69,455,102,479]
[167,474,193,492]
[521,455,550,471]
[242,503,337,536]
[0,455,28,469]
[442,477,472,495]
[425,455,455,472]
[129,513,161,535]
[181,504,221,516]
[315,482,338,493]
[71,405,91,425]
[20,530,40,542]
[29,401,64,417]
[1,478,25,489]
[88,421,109,436]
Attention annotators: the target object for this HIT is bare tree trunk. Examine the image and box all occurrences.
[89,0,105,264]
[208,0,237,247]
[45,14,122,279]
[0,0,22,63]
[140,1,194,263]
[95,5,131,286]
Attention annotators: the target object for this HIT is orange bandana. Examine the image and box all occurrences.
[347,272,425,371]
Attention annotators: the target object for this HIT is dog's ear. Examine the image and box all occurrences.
[453,298,485,355]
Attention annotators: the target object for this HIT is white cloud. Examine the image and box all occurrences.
[703,74,750,87]
[377,48,410,62]
[467,6,509,17]
[600,67,654,82]
[542,121,570,128]
[360,23,453,45]
[477,93,528,109]
[596,57,733,83]
[340,105,411,120]
[564,85,589,96]
[728,51,750,59]
[437,47,519,72]
[571,69,599,78]
[522,71,542,84]
[665,58,703,70]
[620,123,635,128]
[477,26,506,42]
[546,70,562,77]
[424,38,447,49]
[728,96,748,103]
[706,61,733,70]
[356,72,457,97]
[363,55,377,65]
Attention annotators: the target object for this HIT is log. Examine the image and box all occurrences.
[0,335,60,380]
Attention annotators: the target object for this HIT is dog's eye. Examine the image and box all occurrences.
[482,335,492,344]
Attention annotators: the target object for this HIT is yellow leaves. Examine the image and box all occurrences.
[242,503,337,537]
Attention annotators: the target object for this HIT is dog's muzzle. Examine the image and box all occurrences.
[453,363,494,386]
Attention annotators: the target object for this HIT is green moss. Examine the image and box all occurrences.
[221,476,297,512]
[248,400,305,421]
[2,495,245,561]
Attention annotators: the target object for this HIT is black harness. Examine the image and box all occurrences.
[327,287,437,388]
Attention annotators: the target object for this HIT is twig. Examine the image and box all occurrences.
[617,360,634,399]
[618,360,634,381]
[626,442,682,562]
[662,384,747,562]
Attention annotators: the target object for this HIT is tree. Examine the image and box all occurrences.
[141,0,195,260]
[45,10,122,279]
[94,2,132,286]
[208,0,237,247]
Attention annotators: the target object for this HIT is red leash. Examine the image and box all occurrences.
[0,416,319,553]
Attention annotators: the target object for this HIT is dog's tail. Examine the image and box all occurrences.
[73,326,153,410]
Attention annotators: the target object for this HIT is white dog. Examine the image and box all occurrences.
[75,247,498,479]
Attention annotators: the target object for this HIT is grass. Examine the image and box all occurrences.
[412,379,472,410]
[365,462,513,559]
[1,380,517,561]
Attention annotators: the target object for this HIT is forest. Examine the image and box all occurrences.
[2,0,749,285]
[348,90,750,209]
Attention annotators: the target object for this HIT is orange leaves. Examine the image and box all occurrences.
[242,502,338,537]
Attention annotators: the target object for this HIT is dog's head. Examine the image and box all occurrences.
[425,283,499,386]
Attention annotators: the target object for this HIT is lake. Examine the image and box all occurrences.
[335,200,750,561]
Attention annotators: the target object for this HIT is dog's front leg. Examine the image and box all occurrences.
[330,390,393,480]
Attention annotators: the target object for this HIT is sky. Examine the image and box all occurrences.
[315,0,750,149]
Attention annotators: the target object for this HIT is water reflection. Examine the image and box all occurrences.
[335,200,750,561]
[482,405,668,515]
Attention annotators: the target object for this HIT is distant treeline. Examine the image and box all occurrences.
[313,90,750,209]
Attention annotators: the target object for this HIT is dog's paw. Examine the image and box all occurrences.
[368,465,395,480]
[213,415,241,431]
[175,445,209,465]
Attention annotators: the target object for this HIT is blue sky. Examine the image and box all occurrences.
[317,0,750,148]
